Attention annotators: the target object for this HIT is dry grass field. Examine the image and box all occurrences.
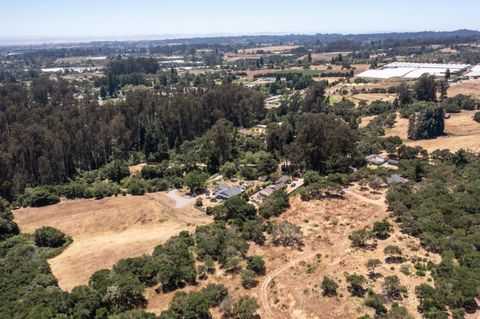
[352,93,397,103]
[239,45,299,54]
[145,188,439,318]
[448,79,480,99]
[14,193,212,291]
[386,110,480,153]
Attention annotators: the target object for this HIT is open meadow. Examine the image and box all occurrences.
[386,110,480,153]
[14,193,212,291]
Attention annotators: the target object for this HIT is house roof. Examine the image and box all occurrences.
[387,174,408,185]
[366,154,387,165]
[214,184,229,194]
[215,185,243,199]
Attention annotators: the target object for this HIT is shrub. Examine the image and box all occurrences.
[127,178,147,195]
[474,111,480,123]
[382,275,407,300]
[246,256,266,275]
[271,221,303,249]
[0,211,20,240]
[220,162,237,179]
[301,180,343,201]
[372,219,392,240]
[259,189,289,218]
[303,170,321,186]
[184,171,208,194]
[241,269,258,289]
[201,283,228,307]
[346,273,367,297]
[168,291,210,318]
[232,296,259,319]
[321,276,338,296]
[365,293,388,316]
[23,188,60,207]
[349,228,373,248]
[34,226,67,248]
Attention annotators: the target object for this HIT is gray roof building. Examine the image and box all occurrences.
[214,184,243,200]
[387,174,408,186]
[366,155,388,166]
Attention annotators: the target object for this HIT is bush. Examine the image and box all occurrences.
[382,275,407,300]
[34,226,67,248]
[372,219,392,240]
[321,276,338,296]
[346,273,367,297]
[365,293,388,316]
[103,160,130,183]
[474,111,480,123]
[220,162,237,179]
[259,189,289,218]
[201,283,228,307]
[232,296,259,319]
[300,180,343,201]
[23,188,60,207]
[271,221,303,249]
[349,228,373,248]
[127,178,147,195]
[241,269,258,289]
[184,171,208,194]
[0,211,19,240]
[246,256,266,275]
[145,178,169,192]
[303,170,321,186]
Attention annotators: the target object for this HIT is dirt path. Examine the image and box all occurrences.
[259,190,386,319]
[166,190,196,208]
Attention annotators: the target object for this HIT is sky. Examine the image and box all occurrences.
[0,0,479,41]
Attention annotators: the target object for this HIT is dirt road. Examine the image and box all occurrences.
[259,190,386,319]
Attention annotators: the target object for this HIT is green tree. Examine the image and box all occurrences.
[382,275,407,300]
[271,221,303,249]
[184,170,208,194]
[349,229,373,248]
[169,291,210,319]
[346,273,367,297]
[372,219,392,240]
[246,256,266,275]
[241,269,258,289]
[220,162,237,179]
[201,283,228,307]
[34,226,67,248]
[321,276,339,296]
[366,259,382,278]
[232,296,259,319]
[415,74,437,102]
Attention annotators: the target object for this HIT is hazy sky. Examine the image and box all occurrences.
[1,0,479,40]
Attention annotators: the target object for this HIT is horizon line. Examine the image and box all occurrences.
[0,28,478,46]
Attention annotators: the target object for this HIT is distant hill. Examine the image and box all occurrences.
[143,29,480,46]
[1,29,479,47]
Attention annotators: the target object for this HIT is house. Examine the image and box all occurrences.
[387,159,400,166]
[366,155,388,166]
[275,176,289,185]
[214,184,243,200]
[259,176,288,197]
[387,174,408,186]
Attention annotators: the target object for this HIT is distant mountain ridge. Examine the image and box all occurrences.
[1,29,479,47]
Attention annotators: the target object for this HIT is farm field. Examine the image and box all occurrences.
[14,193,212,291]
[351,92,397,103]
[448,79,480,99]
[239,45,299,54]
[385,110,480,153]
[145,188,439,318]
